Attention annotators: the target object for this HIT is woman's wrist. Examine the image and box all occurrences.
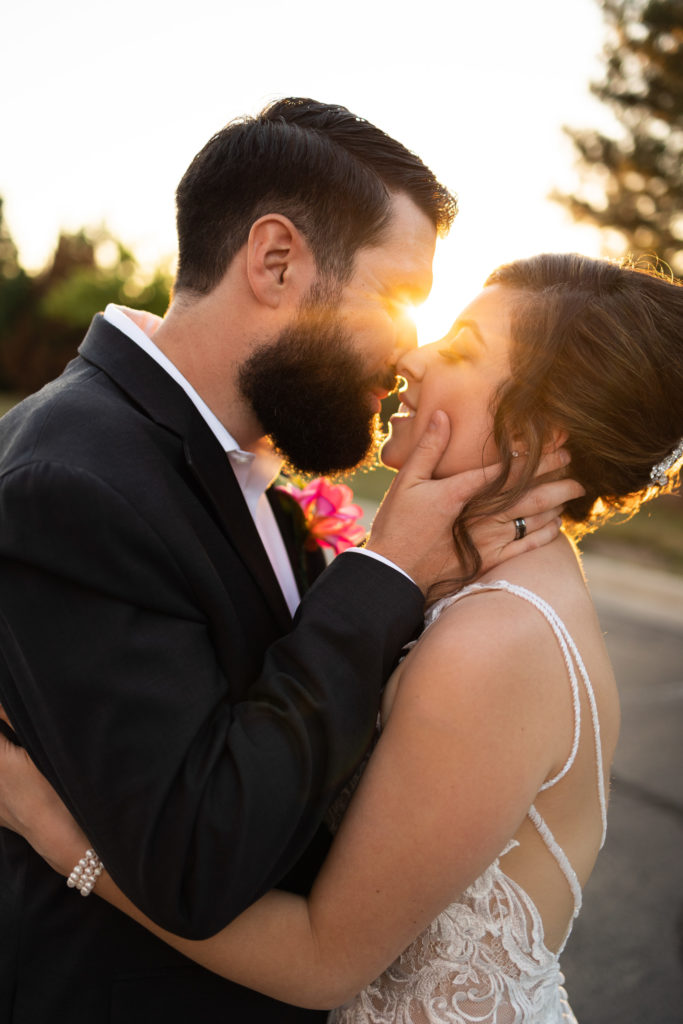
[66,847,104,895]
[18,776,93,879]
[0,730,102,891]
[23,810,90,878]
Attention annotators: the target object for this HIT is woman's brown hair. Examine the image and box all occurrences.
[447,253,683,590]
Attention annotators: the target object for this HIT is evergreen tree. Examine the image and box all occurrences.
[556,0,683,276]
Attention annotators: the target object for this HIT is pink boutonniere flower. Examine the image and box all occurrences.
[275,476,366,555]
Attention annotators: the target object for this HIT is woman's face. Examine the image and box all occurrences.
[381,285,516,477]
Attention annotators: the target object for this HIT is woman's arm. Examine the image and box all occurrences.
[0,593,568,1009]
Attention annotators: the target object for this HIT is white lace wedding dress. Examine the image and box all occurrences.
[328,581,608,1024]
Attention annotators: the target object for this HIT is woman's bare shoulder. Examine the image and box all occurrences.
[392,539,594,756]
[397,577,566,728]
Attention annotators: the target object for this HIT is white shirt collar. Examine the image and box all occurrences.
[102,304,283,513]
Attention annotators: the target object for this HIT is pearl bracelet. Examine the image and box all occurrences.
[66,848,104,897]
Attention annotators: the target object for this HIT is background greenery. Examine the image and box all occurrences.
[0,197,172,395]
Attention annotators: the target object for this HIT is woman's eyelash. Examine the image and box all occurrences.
[438,345,466,363]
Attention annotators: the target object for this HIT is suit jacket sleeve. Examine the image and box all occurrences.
[0,459,424,939]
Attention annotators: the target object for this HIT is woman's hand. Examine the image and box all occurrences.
[0,704,88,877]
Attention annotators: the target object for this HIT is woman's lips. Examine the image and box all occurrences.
[393,400,416,419]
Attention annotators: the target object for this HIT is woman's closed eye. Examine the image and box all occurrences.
[437,319,486,365]
[438,341,470,364]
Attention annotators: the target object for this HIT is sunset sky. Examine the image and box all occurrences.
[3,0,617,340]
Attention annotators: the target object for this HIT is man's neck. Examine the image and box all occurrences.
[151,298,264,452]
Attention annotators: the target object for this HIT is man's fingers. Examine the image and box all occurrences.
[508,477,585,519]
[397,411,451,484]
[505,506,563,543]
[507,516,563,555]
[535,448,572,477]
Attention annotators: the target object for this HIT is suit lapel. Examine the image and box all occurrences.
[268,488,327,595]
[183,417,292,630]
[78,315,292,632]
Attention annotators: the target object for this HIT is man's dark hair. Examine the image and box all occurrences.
[174,97,457,295]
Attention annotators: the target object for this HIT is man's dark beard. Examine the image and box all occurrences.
[238,304,397,475]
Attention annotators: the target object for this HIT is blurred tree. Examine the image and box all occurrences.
[554,0,683,276]
[0,199,32,389]
[0,204,172,395]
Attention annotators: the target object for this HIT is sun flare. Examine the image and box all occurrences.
[409,241,481,347]
[409,210,606,348]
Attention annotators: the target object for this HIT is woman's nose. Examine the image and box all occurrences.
[397,338,440,380]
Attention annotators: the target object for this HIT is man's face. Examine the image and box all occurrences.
[238,193,437,474]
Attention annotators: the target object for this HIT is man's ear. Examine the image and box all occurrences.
[246,214,313,309]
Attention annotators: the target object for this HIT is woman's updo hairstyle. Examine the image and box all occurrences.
[448,253,683,589]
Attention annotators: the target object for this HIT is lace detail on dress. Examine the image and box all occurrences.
[329,852,577,1023]
[329,581,605,1024]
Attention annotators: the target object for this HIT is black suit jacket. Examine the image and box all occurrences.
[0,316,424,1023]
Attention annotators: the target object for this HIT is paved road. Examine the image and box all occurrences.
[562,556,683,1023]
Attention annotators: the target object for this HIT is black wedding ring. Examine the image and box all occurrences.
[514,517,527,541]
